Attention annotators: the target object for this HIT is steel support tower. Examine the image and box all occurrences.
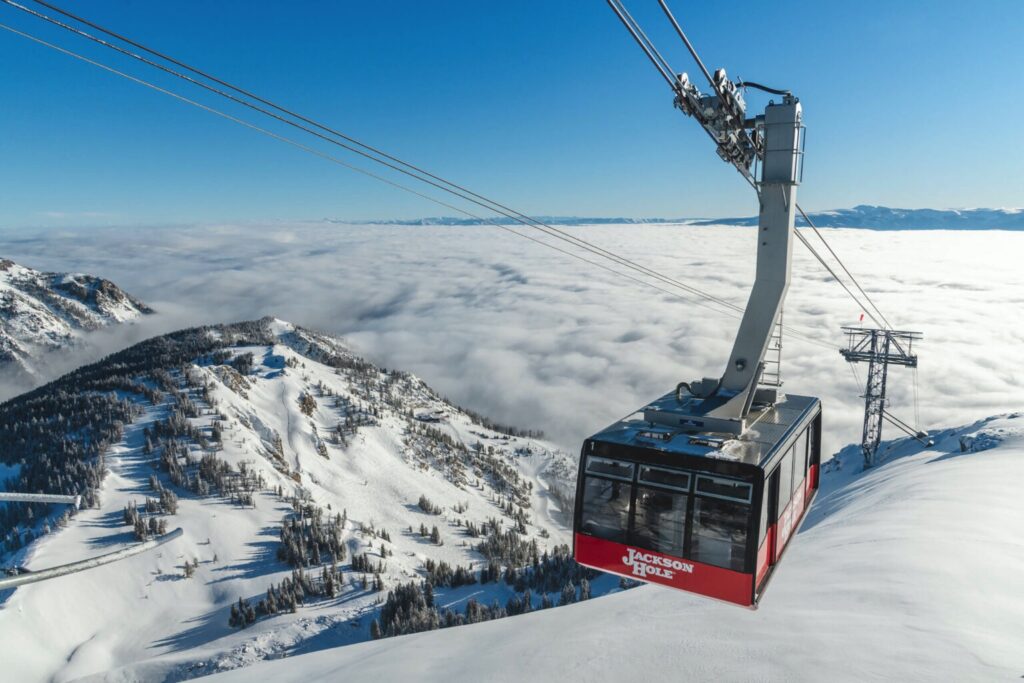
[840,327,922,466]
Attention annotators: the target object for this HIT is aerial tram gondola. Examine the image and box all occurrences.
[573,6,820,607]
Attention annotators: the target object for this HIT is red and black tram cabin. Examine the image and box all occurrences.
[573,393,821,607]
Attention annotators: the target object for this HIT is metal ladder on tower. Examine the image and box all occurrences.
[761,308,784,388]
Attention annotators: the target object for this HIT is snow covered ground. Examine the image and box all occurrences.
[0,321,581,682]
[0,225,1020,681]
[211,414,1024,682]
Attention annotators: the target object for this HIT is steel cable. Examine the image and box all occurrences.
[0,21,846,348]
[5,0,790,333]
[797,203,894,330]
[610,0,899,331]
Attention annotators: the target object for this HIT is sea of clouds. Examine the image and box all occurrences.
[1,222,1021,456]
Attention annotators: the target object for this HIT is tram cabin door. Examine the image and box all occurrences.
[766,468,780,566]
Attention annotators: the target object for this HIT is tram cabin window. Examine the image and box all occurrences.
[638,466,690,491]
[631,467,690,556]
[794,430,808,479]
[586,456,634,481]
[778,446,795,511]
[691,475,752,572]
[695,475,752,502]
[580,457,634,543]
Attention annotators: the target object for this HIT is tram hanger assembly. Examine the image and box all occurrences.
[574,2,819,608]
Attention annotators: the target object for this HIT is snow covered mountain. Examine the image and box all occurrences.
[327,206,1024,230]
[693,205,1024,230]
[0,257,152,380]
[0,319,1021,681]
[0,317,587,681]
[211,413,1024,682]
[328,216,685,226]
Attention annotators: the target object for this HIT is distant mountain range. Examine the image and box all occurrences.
[333,206,1024,230]
[326,216,681,227]
[693,205,1024,230]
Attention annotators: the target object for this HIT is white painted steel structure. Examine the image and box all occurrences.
[647,95,804,435]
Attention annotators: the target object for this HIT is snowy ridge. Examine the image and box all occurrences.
[210,413,1024,682]
[323,216,689,227]
[0,257,152,378]
[325,205,1024,230]
[0,318,585,682]
[693,204,1024,229]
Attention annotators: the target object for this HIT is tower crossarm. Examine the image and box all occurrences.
[840,327,921,367]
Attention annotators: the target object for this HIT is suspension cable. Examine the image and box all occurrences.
[5,0,784,334]
[793,229,886,329]
[20,0,685,271]
[797,203,894,330]
[654,0,762,177]
[0,19,843,352]
[3,0,843,346]
[912,367,922,430]
[847,360,862,393]
[605,0,678,90]
[654,0,715,92]
[610,0,897,331]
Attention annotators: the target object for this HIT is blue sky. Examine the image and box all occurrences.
[0,0,1021,228]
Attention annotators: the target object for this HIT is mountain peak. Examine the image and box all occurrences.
[0,257,152,379]
[263,316,296,337]
[0,318,578,681]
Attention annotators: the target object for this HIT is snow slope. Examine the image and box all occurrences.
[211,414,1024,682]
[0,319,580,682]
[0,257,152,380]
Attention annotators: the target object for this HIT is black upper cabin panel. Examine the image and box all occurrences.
[586,392,821,472]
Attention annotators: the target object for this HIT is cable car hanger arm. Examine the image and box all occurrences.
[606,0,803,433]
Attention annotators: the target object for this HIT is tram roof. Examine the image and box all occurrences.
[588,392,819,469]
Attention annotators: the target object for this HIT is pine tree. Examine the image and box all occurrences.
[424,581,434,608]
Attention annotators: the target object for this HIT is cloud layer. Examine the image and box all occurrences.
[2,222,1021,456]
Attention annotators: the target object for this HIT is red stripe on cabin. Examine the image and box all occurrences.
[756,530,773,588]
[574,533,754,606]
